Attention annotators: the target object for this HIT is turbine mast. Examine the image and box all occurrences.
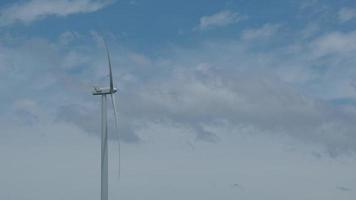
[92,40,119,200]
[101,95,108,200]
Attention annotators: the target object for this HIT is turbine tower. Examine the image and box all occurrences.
[92,41,120,200]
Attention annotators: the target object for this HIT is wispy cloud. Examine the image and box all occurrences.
[311,30,356,57]
[241,24,281,40]
[0,0,113,26]
[338,7,356,23]
[336,186,352,192]
[197,10,244,30]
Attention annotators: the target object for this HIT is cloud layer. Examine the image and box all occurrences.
[2,25,356,156]
[197,10,243,30]
[0,0,112,26]
[1,1,356,199]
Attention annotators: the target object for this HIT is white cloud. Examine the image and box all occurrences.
[0,0,113,26]
[300,23,320,39]
[241,24,280,40]
[300,0,320,9]
[2,3,356,199]
[128,52,152,66]
[338,7,356,23]
[58,31,81,45]
[1,30,356,200]
[197,10,243,30]
[2,120,356,200]
[2,27,356,156]
[311,30,356,57]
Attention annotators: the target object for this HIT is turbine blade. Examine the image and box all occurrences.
[104,40,114,92]
[110,93,120,179]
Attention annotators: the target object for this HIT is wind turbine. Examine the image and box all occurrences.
[92,41,120,200]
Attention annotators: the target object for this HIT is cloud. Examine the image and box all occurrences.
[58,31,81,45]
[2,119,356,200]
[338,7,356,23]
[0,0,113,26]
[241,24,281,40]
[56,104,141,143]
[197,10,243,30]
[310,30,356,57]
[2,26,356,155]
[129,68,356,154]
[2,2,356,199]
[336,186,352,192]
[300,0,320,9]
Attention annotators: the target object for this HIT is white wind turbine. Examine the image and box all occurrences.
[92,41,120,200]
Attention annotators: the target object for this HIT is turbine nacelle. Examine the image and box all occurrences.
[93,40,117,96]
[92,87,117,95]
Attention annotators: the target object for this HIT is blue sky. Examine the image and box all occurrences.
[1,0,356,199]
[2,0,355,49]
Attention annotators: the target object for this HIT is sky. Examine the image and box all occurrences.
[1,0,356,199]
